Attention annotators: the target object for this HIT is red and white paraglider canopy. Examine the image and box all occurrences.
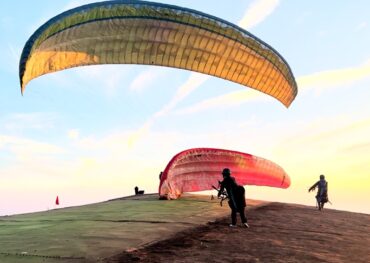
[159,148,290,199]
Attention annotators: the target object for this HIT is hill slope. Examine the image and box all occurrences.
[108,202,370,263]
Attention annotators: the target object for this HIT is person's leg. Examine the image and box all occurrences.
[239,207,247,223]
[238,207,249,228]
[316,196,321,210]
[231,208,237,225]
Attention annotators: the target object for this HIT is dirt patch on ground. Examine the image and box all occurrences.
[107,203,370,263]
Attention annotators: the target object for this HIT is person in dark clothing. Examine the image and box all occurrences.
[309,174,328,210]
[218,168,249,228]
[134,186,144,195]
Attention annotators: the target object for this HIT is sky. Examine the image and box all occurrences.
[1,0,370,216]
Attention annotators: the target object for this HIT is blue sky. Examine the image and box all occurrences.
[1,0,370,215]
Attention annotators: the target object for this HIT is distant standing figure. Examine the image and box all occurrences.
[134,186,144,195]
[309,174,328,210]
[218,168,249,228]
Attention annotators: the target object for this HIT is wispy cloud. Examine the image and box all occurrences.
[127,73,208,147]
[343,142,370,154]
[77,130,148,153]
[174,89,262,115]
[286,117,370,147]
[297,59,370,91]
[0,43,21,74]
[238,0,280,30]
[3,112,58,131]
[129,68,166,93]
[7,43,20,72]
[174,59,370,115]
[355,21,367,32]
[273,116,370,162]
[0,134,65,156]
[73,65,131,97]
[153,73,209,118]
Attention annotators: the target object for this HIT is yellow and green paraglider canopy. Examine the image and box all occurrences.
[19,0,297,107]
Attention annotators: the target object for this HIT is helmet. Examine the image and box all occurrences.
[320,174,325,179]
[222,168,231,177]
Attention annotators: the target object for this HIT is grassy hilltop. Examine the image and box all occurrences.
[1,194,369,263]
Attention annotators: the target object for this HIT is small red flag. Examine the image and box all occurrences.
[55,196,59,205]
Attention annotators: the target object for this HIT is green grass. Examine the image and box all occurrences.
[0,194,228,262]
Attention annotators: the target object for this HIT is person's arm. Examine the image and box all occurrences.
[308,181,319,192]
[218,181,225,197]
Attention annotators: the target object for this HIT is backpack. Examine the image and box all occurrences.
[237,185,245,196]
[235,185,246,208]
